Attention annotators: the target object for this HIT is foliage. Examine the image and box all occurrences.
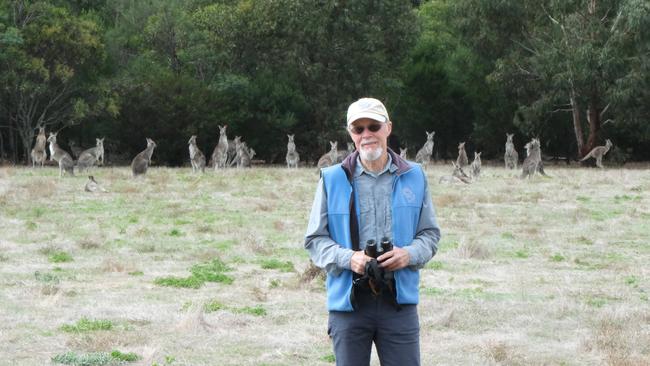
[60,318,113,333]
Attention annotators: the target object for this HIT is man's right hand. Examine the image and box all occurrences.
[350,251,370,275]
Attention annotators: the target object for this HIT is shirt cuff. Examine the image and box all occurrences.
[337,248,355,271]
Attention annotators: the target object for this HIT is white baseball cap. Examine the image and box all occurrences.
[346,98,390,126]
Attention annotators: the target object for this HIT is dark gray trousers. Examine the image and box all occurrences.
[328,291,420,366]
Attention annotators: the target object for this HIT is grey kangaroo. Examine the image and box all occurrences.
[336,142,355,163]
[131,138,156,177]
[580,139,612,168]
[76,138,105,172]
[317,141,338,169]
[521,138,545,179]
[47,132,75,177]
[470,151,482,180]
[504,133,518,169]
[456,142,468,168]
[523,139,548,177]
[439,162,471,184]
[31,126,47,167]
[415,131,435,166]
[188,135,206,173]
[211,125,229,170]
[286,134,300,168]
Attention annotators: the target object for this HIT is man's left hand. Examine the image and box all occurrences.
[377,247,410,271]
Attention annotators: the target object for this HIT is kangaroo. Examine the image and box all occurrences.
[521,138,544,179]
[504,133,519,169]
[336,142,355,163]
[317,141,338,169]
[47,133,75,177]
[31,126,47,167]
[211,125,229,170]
[68,140,84,159]
[470,151,482,180]
[76,138,105,172]
[286,134,300,168]
[415,131,435,166]
[580,139,612,168]
[456,142,468,168]
[235,138,252,168]
[131,138,156,177]
[439,162,471,184]
[400,147,408,159]
[85,175,107,193]
[188,135,206,173]
[523,139,548,176]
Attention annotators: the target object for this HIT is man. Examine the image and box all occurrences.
[305,97,441,366]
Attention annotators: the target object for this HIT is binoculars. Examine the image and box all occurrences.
[364,237,393,259]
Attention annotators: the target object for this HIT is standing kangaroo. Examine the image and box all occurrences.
[439,162,471,184]
[580,139,612,168]
[47,133,75,177]
[317,141,338,169]
[31,127,47,167]
[456,142,468,168]
[131,138,156,177]
[286,134,300,168]
[76,138,105,172]
[521,138,544,179]
[470,151,482,180]
[400,147,408,160]
[211,125,229,170]
[235,138,252,168]
[415,131,435,166]
[188,135,206,173]
[524,139,548,176]
[504,133,518,169]
[336,142,355,163]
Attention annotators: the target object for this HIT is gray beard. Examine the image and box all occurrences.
[360,147,383,162]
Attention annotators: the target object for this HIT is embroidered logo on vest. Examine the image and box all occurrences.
[402,187,415,203]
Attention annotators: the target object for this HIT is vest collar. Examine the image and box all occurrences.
[341,148,411,181]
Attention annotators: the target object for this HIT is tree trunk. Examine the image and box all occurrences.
[583,101,601,157]
[570,92,584,158]
[17,122,34,166]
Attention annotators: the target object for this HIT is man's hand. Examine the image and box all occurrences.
[377,247,410,271]
[350,251,371,275]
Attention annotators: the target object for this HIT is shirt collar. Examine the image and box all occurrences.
[354,153,397,178]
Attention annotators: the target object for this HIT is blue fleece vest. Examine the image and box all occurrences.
[322,162,425,311]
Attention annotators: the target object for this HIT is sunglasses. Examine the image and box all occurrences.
[349,123,383,135]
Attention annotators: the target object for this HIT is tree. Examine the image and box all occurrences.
[0,0,108,163]
[454,0,650,158]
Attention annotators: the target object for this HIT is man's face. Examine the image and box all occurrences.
[348,118,392,162]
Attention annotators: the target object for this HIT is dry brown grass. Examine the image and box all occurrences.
[0,165,648,365]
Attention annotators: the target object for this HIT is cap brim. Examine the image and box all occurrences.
[347,112,388,126]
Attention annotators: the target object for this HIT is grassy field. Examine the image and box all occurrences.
[0,164,648,366]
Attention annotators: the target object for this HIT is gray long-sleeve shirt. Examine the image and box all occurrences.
[305,155,441,276]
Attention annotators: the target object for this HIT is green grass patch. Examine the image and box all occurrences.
[128,271,144,276]
[550,253,565,262]
[624,275,639,287]
[110,350,139,362]
[168,228,183,237]
[60,318,113,333]
[321,354,336,363]
[52,350,139,365]
[155,259,234,289]
[49,251,73,263]
[260,259,295,272]
[501,232,515,240]
[34,271,60,284]
[203,300,226,313]
[576,196,591,202]
[514,250,529,258]
[234,305,267,316]
[426,261,444,270]
[154,276,203,289]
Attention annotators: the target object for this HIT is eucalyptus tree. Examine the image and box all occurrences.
[453,0,649,157]
[0,0,109,163]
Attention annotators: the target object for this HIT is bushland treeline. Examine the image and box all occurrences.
[1,0,648,165]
